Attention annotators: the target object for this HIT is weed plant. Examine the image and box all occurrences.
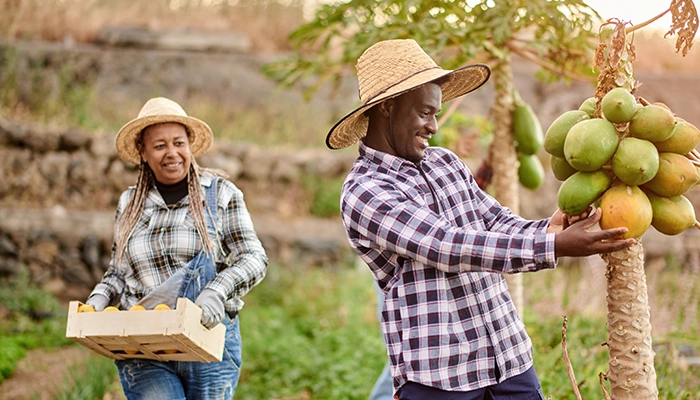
[52,352,122,400]
[0,267,72,385]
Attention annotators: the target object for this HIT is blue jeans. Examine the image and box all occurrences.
[116,316,242,400]
[369,281,394,400]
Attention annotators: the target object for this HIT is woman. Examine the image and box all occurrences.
[85,96,268,399]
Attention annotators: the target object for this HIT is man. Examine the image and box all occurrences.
[328,39,633,399]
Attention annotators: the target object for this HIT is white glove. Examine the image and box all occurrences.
[195,289,226,329]
[86,294,110,311]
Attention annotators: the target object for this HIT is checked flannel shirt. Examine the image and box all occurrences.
[90,172,268,315]
[341,141,557,393]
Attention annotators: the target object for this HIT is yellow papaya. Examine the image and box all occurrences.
[599,184,653,239]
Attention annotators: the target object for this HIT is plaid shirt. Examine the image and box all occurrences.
[341,142,556,392]
[91,172,268,315]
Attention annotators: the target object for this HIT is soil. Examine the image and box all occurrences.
[0,346,125,400]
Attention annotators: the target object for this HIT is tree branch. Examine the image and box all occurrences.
[562,316,583,400]
[505,42,595,82]
[626,8,671,34]
[599,372,612,400]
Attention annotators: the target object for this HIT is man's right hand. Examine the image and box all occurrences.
[554,207,635,258]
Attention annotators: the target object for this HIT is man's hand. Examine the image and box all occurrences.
[547,207,592,234]
[195,289,226,329]
[554,207,634,258]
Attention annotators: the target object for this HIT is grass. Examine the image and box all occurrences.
[0,267,72,385]
[21,262,697,400]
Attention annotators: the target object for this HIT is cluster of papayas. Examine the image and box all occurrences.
[544,87,700,238]
[513,101,545,190]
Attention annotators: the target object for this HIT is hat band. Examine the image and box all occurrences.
[363,66,442,105]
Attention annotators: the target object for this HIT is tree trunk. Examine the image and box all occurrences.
[488,54,524,316]
[602,242,658,399]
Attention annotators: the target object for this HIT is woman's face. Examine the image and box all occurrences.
[139,122,192,184]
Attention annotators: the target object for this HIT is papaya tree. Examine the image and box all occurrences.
[582,2,697,398]
[264,0,600,318]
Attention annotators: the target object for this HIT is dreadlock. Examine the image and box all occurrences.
[113,129,221,264]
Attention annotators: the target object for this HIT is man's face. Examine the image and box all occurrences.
[383,83,442,163]
[139,122,192,185]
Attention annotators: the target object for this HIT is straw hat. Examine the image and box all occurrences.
[326,39,491,150]
[115,97,213,164]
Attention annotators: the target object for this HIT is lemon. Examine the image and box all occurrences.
[129,305,146,311]
[103,306,120,312]
[78,304,95,313]
[154,304,171,310]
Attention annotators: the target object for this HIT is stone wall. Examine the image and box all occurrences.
[0,116,358,300]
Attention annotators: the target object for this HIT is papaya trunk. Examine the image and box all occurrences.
[488,54,523,315]
[601,242,658,399]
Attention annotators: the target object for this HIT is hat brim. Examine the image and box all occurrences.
[326,63,491,150]
[115,114,213,164]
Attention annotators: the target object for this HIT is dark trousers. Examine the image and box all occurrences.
[396,366,545,400]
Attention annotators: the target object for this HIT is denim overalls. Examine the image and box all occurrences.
[116,179,242,400]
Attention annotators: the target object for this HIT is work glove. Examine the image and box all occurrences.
[195,289,226,329]
[85,294,110,312]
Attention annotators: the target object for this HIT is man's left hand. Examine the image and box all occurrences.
[547,207,592,233]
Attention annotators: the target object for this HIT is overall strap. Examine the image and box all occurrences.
[203,176,220,243]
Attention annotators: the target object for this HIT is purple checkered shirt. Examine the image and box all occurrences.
[341,142,557,393]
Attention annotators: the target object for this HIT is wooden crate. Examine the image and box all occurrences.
[66,297,226,362]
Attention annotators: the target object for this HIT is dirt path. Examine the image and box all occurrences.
[0,345,124,400]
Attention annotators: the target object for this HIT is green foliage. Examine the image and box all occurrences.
[429,111,493,151]
[52,353,120,400]
[263,0,601,99]
[0,267,72,385]
[235,264,385,400]
[302,175,345,217]
[0,45,100,130]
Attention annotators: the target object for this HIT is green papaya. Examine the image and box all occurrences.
[601,87,637,124]
[654,117,700,155]
[563,118,619,172]
[557,169,612,215]
[611,137,659,186]
[513,103,543,155]
[518,154,545,190]
[543,110,590,157]
[629,104,676,142]
[550,155,578,181]
[578,97,597,118]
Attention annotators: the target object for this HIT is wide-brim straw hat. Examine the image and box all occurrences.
[326,39,491,150]
[115,97,213,164]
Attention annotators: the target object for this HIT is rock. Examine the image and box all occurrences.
[60,128,92,151]
[38,152,70,188]
[0,234,17,256]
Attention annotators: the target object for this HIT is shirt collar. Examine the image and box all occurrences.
[359,140,424,172]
